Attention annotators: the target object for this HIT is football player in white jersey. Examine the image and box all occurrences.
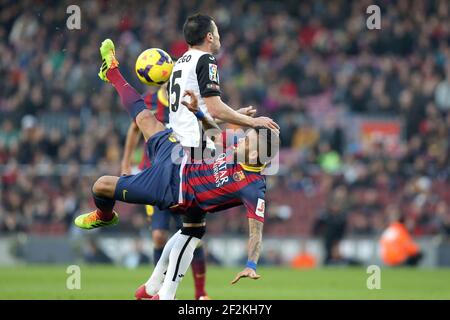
[167,13,279,150]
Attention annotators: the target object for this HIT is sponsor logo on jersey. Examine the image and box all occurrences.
[256,198,265,218]
[232,170,245,182]
[209,63,219,82]
[213,153,229,187]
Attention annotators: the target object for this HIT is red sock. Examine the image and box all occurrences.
[192,260,207,299]
[93,193,115,221]
[106,67,126,87]
[95,209,113,221]
[106,68,145,119]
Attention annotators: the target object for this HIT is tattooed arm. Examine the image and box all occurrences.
[247,218,263,263]
[231,218,263,284]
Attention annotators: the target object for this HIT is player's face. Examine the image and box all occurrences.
[235,129,258,165]
[210,21,221,55]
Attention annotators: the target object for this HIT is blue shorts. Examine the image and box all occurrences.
[114,129,182,210]
[151,207,183,231]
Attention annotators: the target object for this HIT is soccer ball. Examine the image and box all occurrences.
[135,48,173,86]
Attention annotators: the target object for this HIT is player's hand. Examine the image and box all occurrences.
[181,90,199,113]
[231,267,261,284]
[120,162,132,176]
[238,106,257,117]
[252,117,280,133]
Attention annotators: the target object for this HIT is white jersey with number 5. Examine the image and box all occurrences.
[167,48,221,148]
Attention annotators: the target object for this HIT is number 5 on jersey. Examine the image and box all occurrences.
[169,70,182,112]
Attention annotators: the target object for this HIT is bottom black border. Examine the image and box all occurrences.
[2,300,447,319]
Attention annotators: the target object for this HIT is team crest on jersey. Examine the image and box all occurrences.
[168,134,178,143]
[209,63,219,82]
[232,170,245,182]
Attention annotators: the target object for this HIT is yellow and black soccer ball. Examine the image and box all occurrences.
[135,48,173,86]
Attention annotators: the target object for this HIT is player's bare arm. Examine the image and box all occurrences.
[214,106,257,124]
[204,96,279,131]
[121,121,141,175]
[231,218,263,284]
[248,218,264,263]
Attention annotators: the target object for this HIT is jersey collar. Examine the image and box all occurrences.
[239,163,265,173]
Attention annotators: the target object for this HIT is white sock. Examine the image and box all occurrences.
[145,230,181,295]
[158,233,201,300]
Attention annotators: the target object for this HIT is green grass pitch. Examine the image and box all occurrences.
[0,265,449,299]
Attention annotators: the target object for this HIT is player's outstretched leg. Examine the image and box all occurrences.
[154,211,207,300]
[75,164,169,230]
[155,230,204,300]
[98,39,165,141]
[74,176,120,229]
[135,230,182,299]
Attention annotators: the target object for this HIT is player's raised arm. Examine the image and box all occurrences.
[195,49,278,131]
[204,96,279,131]
[121,121,141,175]
[214,106,257,125]
[231,218,263,284]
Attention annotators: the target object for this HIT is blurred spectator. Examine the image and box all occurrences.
[266,203,292,222]
[202,243,222,266]
[379,212,423,267]
[313,198,347,265]
[326,242,362,266]
[83,238,113,264]
[291,241,317,269]
[260,248,283,266]
[435,64,450,111]
[123,239,151,268]
[436,201,450,235]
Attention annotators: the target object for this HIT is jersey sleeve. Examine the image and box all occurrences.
[196,53,221,98]
[239,179,266,223]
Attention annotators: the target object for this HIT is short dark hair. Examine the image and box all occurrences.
[183,13,214,46]
[254,126,279,166]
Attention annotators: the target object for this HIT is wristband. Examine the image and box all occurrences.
[195,110,205,119]
[246,260,257,271]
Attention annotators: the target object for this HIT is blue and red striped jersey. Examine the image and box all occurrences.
[178,133,267,222]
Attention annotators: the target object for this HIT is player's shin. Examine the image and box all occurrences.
[145,230,182,295]
[106,68,146,120]
[158,226,205,300]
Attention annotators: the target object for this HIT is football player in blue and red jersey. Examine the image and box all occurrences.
[74,41,279,300]
[121,85,210,300]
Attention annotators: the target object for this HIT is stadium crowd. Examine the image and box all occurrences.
[1,0,450,239]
